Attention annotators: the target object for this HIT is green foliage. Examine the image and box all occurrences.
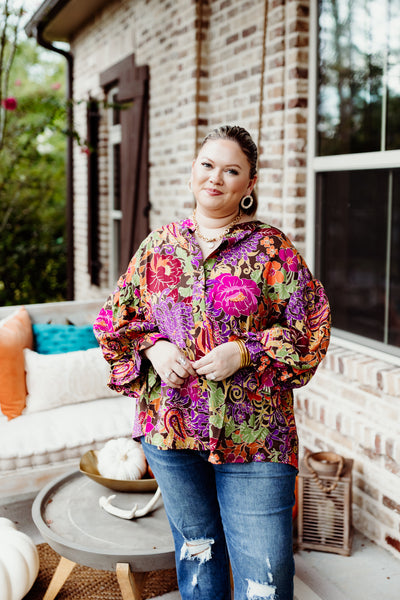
[0,7,68,306]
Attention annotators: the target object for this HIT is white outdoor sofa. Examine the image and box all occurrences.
[0,299,133,499]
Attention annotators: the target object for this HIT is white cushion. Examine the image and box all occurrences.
[0,396,134,471]
[23,347,118,413]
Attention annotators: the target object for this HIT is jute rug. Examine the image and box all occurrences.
[24,543,178,600]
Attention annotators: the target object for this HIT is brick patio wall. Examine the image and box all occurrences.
[68,0,400,559]
[296,345,400,558]
[71,0,309,296]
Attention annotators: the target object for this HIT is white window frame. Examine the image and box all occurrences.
[306,0,400,366]
[107,87,122,286]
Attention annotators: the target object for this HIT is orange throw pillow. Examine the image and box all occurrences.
[0,307,33,419]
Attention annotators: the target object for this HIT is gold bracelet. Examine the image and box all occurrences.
[234,339,251,368]
[241,341,251,367]
[235,340,244,367]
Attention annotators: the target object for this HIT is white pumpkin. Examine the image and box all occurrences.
[97,438,147,480]
[0,518,39,600]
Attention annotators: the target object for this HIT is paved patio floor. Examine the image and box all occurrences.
[1,492,399,600]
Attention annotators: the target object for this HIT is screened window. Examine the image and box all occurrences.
[316,169,400,348]
[314,0,400,355]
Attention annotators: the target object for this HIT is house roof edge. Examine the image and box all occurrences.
[25,0,110,43]
[25,0,71,40]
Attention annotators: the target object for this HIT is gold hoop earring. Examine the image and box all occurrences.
[240,194,253,210]
[188,180,192,191]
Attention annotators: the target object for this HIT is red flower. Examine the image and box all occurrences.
[145,254,182,294]
[1,97,17,111]
[51,82,61,90]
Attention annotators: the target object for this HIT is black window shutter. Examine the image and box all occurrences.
[100,55,150,274]
[87,98,100,285]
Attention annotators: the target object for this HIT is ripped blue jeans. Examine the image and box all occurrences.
[141,439,296,600]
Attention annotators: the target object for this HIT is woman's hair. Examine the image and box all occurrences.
[199,125,258,215]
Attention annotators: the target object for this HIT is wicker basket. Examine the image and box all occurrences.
[297,452,353,556]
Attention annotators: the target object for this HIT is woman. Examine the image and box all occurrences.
[94,125,331,600]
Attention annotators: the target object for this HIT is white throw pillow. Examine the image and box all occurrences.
[23,347,118,413]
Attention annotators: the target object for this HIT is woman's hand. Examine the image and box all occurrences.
[144,340,196,388]
[192,342,241,381]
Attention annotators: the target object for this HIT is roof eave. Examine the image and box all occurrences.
[25,0,110,43]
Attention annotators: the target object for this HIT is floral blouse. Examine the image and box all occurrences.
[94,218,331,468]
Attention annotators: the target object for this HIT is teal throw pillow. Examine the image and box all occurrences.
[32,323,99,354]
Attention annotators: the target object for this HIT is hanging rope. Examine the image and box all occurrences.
[257,0,269,163]
[194,0,204,155]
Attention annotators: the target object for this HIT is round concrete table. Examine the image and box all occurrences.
[32,470,176,600]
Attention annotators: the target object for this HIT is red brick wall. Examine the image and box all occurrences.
[68,0,400,560]
[296,344,400,558]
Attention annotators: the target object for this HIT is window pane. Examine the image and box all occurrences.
[389,171,400,346]
[317,0,385,155]
[113,144,121,211]
[317,170,388,341]
[112,219,121,283]
[112,92,121,126]
[386,1,400,150]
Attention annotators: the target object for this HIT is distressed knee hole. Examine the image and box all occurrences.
[180,538,214,564]
[246,578,277,600]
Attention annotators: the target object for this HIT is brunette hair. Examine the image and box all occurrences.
[200,125,258,215]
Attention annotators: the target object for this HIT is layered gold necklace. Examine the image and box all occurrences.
[192,209,242,249]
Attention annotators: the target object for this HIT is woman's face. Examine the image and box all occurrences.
[191,139,256,218]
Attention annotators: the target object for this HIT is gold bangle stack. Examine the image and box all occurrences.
[234,339,251,368]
